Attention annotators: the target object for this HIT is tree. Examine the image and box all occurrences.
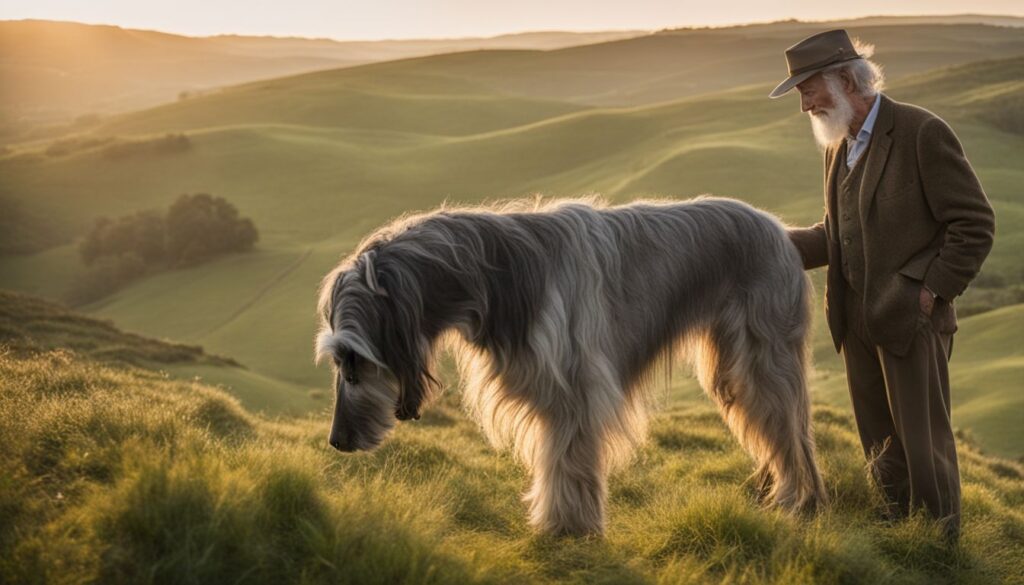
[79,210,166,266]
[165,194,258,267]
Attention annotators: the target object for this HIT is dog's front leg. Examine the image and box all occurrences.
[524,414,607,536]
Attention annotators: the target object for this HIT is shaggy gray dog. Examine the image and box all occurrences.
[316,196,827,535]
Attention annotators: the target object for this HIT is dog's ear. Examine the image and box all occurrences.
[363,250,389,297]
[314,326,339,366]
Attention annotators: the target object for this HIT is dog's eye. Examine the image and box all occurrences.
[341,350,360,385]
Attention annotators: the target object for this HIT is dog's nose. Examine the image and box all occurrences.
[329,431,350,452]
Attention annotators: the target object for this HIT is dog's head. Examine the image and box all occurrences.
[315,248,438,452]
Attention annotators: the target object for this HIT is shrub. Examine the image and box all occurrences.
[42,134,190,160]
[44,136,115,157]
[79,210,166,266]
[100,134,191,160]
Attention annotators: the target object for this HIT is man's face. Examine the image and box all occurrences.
[797,72,855,147]
[796,74,834,117]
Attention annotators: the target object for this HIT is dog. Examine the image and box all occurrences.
[316,196,827,535]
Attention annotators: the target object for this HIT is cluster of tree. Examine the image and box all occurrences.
[69,194,258,305]
[45,136,115,157]
[45,133,191,159]
[101,133,191,160]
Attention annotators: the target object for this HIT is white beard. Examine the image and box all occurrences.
[809,77,855,148]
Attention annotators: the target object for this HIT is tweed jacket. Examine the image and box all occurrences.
[789,94,995,356]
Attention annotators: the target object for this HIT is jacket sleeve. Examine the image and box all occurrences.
[788,221,828,270]
[917,117,996,300]
[786,146,833,271]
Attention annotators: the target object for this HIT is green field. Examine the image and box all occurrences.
[1,20,1022,458]
[2,297,1023,584]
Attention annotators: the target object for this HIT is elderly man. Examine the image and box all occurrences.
[772,29,995,541]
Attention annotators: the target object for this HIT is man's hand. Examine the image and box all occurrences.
[787,223,828,270]
[919,286,936,316]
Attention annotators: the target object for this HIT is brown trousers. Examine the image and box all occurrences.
[841,283,961,538]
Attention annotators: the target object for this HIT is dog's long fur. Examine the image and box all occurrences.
[316,196,827,535]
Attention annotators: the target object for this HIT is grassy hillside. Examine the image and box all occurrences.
[0,289,234,367]
[1,26,1021,455]
[2,310,1023,584]
[941,305,1024,459]
[0,290,323,414]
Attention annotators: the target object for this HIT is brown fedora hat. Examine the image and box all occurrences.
[768,29,863,98]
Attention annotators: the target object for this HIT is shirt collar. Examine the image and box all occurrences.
[853,93,881,142]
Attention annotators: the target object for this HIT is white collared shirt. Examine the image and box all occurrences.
[846,93,881,167]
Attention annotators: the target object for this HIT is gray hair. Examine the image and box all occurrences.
[822,40,885,97]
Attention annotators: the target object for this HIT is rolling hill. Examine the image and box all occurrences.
[0,19,645,141]
[1,20,1022,456]
[5,17,1024,144]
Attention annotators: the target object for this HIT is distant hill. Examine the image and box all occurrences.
[4,17,1024,143]
[8,19,1017,145]
[293,20,1024,108]
[0,19,645,140]
[802,14,1024,28]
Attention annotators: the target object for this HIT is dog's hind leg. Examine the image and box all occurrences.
[693,304,827,514]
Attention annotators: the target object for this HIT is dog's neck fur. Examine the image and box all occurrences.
[373,212,549,356]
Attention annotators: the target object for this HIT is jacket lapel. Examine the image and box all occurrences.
[824,145,842,234]
[859,94,895,216]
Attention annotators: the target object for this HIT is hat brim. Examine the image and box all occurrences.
[768,69,820,99]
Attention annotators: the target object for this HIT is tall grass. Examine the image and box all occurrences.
[2,344,1022,584]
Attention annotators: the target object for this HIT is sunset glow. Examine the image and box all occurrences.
[2,0,1023,40]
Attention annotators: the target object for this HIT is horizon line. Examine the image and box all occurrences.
[2,12,1022,44]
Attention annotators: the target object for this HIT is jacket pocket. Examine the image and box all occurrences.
[898,248,938,282]
[877,178,917,201]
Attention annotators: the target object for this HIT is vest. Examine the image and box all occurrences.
[835,139,871,292]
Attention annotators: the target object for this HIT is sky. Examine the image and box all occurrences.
[2,0,1022,40]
